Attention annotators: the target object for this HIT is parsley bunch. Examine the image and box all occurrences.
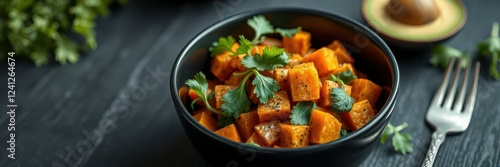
[477,22,500,80]
[0,0,126,66]
[327,73,356,113]
[380,122,413,154]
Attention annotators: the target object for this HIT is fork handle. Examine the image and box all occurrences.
[421,131,446,167]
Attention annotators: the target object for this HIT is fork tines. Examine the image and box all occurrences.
[432,58,480,114]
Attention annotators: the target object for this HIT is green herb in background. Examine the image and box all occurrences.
[0,0,127,67]
[380,122,413,155]
[429,44,471,69]
[477,22,500,80]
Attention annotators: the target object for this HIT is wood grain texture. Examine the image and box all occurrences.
[0,0,499,166]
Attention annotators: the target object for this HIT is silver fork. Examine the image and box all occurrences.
[421,58,480,167]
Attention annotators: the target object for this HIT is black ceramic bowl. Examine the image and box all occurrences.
[170,8,399,167]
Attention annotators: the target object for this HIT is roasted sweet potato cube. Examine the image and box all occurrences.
[251,45,267,56]
[248,85,260,104]
[214,85,237,109]
[211,44,239,81]
[318,80,352,108]
[282,31,311,56]
[302,47,339,76]
[257,91,291,122]
[246,133,267,147]
[192,107,217,118]
[254,119,281,147]
[315,107,350,130]
[215,124,242,142]
[230,53,248,72]
[329,63,355,76]
[234,110,261,141]
[351,78,382,107]
[327,40,355,64]
[308,109,342,144]
[273,68,290,92]
[279,124,309,148]
[192,109,218,132]
[261,37,282,48]
[224,74,247,86]
[288,53,303,67]
[342,99,375,131]
[288,63,321,101]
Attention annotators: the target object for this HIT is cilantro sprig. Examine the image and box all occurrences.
[289,102,317,125]
[185,72,223,115]
[221,46,289,117]
[430,45,471,69]
[328,74,354,113]
[380,122,413,154]
[477,22,500,80]
[208,15,301,56]
[209,36,236,57]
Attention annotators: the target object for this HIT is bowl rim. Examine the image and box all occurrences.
[170,7,400,152]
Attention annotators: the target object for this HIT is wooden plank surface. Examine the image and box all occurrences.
[1,0,499,166]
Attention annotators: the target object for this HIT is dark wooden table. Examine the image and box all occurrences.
[1,0,499,166]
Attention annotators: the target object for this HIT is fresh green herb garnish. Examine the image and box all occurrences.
[0,0,127,66]
[241,46,289,71]
[429,44,470,69]
[218,115,234,128]
[289,102,317,125]
[247,141,260,147]
[380,122,413,155]
[328,74,354,113]
[222,46,289,117]
[275,27,302,38]
[247,15,275,44]
[209,36,236,57]
[340,128,349,138]
[208,15,300,56]
[477,22,500,80]
[233,35,255,56]
[185,72,222,115]
[336,70,357,84]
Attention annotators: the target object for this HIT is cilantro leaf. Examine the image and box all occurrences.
[380,122,413,154]
[221,75,252,117]
[247,142,260,147]
[248,15,274,44]
[429,44,470,69]
[209,36,235,57]
[393,132,413,154]
[252,72,280,104]
[477,22,500,80]
[330,87,354,112]
[379,123,394,144]
[275,27,301,38]
[290,102,317,125]
[328,74,345,86]
[340,128,349,138]
[336,71,357,84]
[233,35,254,56]
[185,72,222,115]
[241,46,289,71]
[218,115,234,128]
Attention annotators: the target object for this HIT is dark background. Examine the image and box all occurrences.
[1,0,499,166]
